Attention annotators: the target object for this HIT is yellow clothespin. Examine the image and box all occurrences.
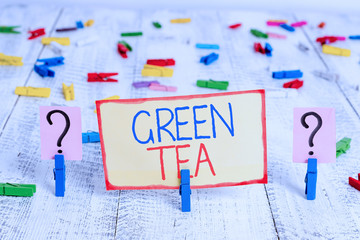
[41,37,70,46]
[141,64,174,77]
[94,95,120,113]
[84,19,94,27]
[322,45,351,57]
[62,83,75,101]
[0,53,23,66]
[15,87,51,98]
[170,18,191,24]
[268,19,288,23]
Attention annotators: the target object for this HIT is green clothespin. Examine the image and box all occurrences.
[0,26,21,34]
[121,32,142,37]
[336,137,351,158]
[152,22,162,29]
[0,183,36,197]
[197,79,229,90]
[118,40,132,51]
[250,29,268,39]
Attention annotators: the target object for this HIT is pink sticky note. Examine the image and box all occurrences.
[40,106,82,160]
[293,108,335,163]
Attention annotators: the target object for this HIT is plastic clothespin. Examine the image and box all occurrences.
[349,35,360,40]
[200,52,219,65]
[179,169,191,212]
[53,154,65,197]
[152,22,162,28]
[141,64,174,77]
[146,59,175,66]
[349,173,360,191]
[228,23,241,29]
[0,183,36,197]
[0,53,23,66]
[56,27,77,32]
[28,28,45,40]
[322,45,351,57]
[132,80,160,88]
[84,19,94,27]
[291,21,307,27]
[76,21,84,29]
[254,43,265,54]
[195,43,220,49]
[34,65,55,77]
[266,32,287,39]
[41,37,70,46]
[148,83,177,92]
[266,20,287,26]
[305,158,317,200]
[0,26,20,34]
[82,131,100,143]
[279,24,295,32]
[121,32,143,37]
[15,86,51,98]
[336,137,351,158]
[170,18,191,24]
[298,43,309,52]
[318,22,325,28]
[283,79,303,89]
[265,43,273,57]
[118,41,132,51]
[196,79,229,90]
[88,73,118,82]
[37,56,64,67]
[250,29,268,38]
[272,70,303,79]
[62,83,75,101]
[117,43,128,58]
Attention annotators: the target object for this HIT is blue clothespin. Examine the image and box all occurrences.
[37,57,64,67]
[272,70,303,79]
[179,169,191,212]
[305,158,317,200]
[200,52,219,65]
[34,65,55,77]
[53,154,65,197]
[280,24,295,32]
[265,43,273,57]
[195,43,220,49]
[349,35,360,40]
[82,131,100,143]
[76,21,84,29]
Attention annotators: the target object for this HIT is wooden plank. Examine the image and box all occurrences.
[0,5,61,132]
[115,10,280,239]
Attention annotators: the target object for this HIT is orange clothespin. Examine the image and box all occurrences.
[87,73,118,82]
[28,28,45,40]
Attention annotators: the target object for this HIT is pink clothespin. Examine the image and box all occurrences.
[149,83,177,92]
[28,28,45,40]
[266,21,287,26]
[266,32,287,39]
[291,21,307,27]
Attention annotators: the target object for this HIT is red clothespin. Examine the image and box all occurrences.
[283,79,304,89]
[316,36,338,45]
[349,173,360,191]
[254,42,265,54]
[117,43,128,58]
[147,59,175,66]
[87,73,118,82]
[28,28,45,40]
[228,23,241,29]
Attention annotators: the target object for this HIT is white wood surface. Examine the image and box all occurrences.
[0,4,360,240]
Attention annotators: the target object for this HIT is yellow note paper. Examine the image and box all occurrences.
[322,45,351,57]
[15,87,51,98]
[0,53,23,66]
[170,18,191,24]
[42,37,70,46]
[94,95,120,113]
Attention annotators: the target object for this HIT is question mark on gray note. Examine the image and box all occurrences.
[301,111,322,156]
[46,110,70,154]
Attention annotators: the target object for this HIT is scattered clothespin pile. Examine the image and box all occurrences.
[273,70,304,89]
[254,42,272,56]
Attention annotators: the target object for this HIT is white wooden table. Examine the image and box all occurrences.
[1,4,360,240]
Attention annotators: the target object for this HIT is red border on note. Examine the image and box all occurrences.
[96,90,267,190]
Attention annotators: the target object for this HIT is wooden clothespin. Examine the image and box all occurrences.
[82,131,100,143]
[146,59,175,66]
[196,79,229,90]
[0,53,23,66]
[170,18,191,23]
[179,169,191,212]
[305,158,317,200]
[28,28,45,40]
[141,64,174,77]
[88,73,118,82]
[148,82,177,92]
[322,45,350,57]
[132,81,159,89]
[62,83,75,101]
[15,87,51,98]
[0,182,36,197]
[349,173,360,191]
[41,37,70,46]
[84,19,94,27]
[283,79,304,89]
[53,154,65,197]
[0,26,20,34]
[200,52,219,65]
